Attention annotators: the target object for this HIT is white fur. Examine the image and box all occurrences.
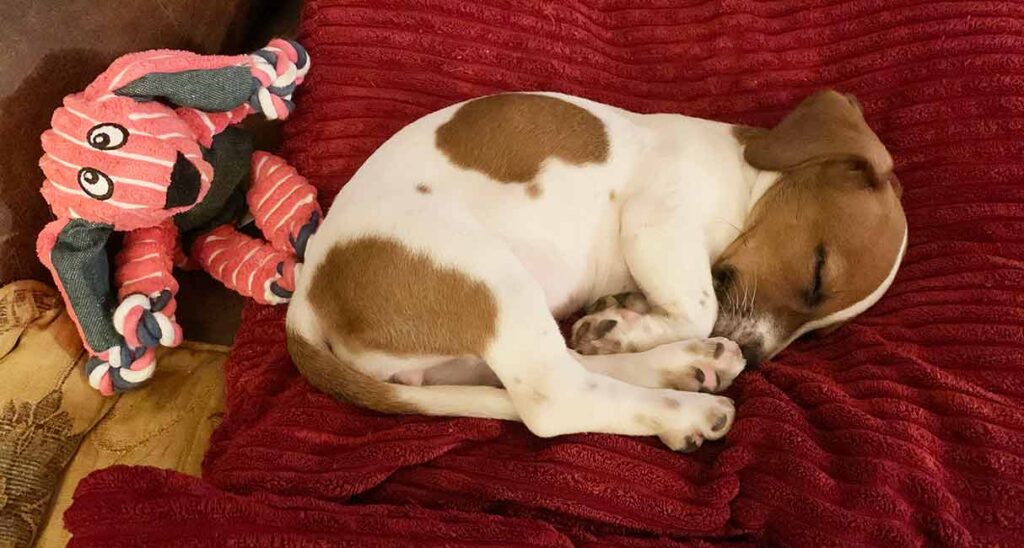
[287,92,901,450]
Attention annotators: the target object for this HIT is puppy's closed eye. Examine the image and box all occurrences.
[805,244,827,307]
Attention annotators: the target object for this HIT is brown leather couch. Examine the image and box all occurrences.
[0,0,300,343]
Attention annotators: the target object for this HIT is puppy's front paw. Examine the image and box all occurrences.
[652,394,735,453]
[582,291,651,316]
[650,337,746,393]
[572,292,651,355]
[571,307,640,355]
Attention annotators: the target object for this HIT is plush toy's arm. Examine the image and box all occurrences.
[160,39,311,147]
[112,220,184,350]
[37,218,122,356]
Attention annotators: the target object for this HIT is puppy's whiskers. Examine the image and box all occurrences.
[740,279,752,318]
[747,276,758,316]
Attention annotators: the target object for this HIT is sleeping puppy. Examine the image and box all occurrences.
[287,90,907,452]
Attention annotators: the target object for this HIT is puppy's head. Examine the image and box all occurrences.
[712,90,907,366]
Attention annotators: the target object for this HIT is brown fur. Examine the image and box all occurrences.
[308,236,498,356]
[716,160,906,336]
[742,90,893,183]
[416,184,431,194]
[715,90,906,351]
[710,90,909,362]
[435,93,609,183]
[287,331,417,413]
[731,124,767,146]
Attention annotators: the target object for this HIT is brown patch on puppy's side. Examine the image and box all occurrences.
[436,93,609,183]
[416,184,431,194]
[309,236,498,356]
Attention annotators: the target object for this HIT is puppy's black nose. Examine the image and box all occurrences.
[739,343,763,369]
[165,152,201,208]
[712,264,737,293]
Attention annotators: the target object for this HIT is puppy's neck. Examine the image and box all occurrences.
[744,167,783,217]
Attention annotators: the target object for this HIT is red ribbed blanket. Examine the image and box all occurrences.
[66,1,1024,546]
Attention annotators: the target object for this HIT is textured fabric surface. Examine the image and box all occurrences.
[0,281,227,547]
[67,1,1024,546]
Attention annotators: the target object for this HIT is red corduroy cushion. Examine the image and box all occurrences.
[67,2,1024,546]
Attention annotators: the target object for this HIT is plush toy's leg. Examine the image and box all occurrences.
[113,222,184,347]
[98,221,185,393]
[36,219,182,395]
[191,224,298,304]
[38,219,123,395]
[247,151,321,260]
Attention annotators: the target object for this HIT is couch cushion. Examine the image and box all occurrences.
[66,1,1024,546]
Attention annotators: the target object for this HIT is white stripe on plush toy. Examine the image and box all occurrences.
[46,154,169,192]
[51,128,174,167]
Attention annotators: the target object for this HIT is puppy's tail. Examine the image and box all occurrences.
[286,330,519,421]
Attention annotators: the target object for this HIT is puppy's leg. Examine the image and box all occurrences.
[573,187,720,353]
[408,341,744,394]
[476,258,734,451]
[573,339,745,393]
[570,293,745,393]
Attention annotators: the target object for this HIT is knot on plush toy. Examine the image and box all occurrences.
[113,291,183,349]
[86,346,156,396]
[248,39,311,120]
[82,290,185,395]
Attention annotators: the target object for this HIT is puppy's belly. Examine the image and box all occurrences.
[507,242,586,317]
[507,241,634,319]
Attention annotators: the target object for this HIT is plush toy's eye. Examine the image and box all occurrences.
[77,167,114,200]
[86,123,129,150]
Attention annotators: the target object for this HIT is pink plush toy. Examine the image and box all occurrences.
[36,39,321,395]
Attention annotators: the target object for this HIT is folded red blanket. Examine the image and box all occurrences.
[67,1,1024,546]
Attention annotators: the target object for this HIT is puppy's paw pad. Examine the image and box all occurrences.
[652,395,735,451]
[656,338,745,393]
[583,291,651,315]
[571,308,641,355]
[702,396,735,440]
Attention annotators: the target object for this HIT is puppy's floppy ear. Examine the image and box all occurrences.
[744,90,893,185]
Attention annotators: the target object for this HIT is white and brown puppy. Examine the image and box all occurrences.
[286,90,907,452]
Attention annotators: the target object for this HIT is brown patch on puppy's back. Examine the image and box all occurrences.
[435,93,609,183]
[309,237,497,356]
